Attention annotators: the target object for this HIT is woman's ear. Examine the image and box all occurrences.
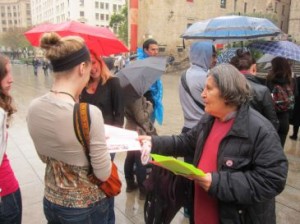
[250,64,257,75]
[79,62,87,77]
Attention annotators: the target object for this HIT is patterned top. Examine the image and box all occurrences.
[42,155,106,208]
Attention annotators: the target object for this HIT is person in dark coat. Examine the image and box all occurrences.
[266,57,294,147]
[80,50,124,224]
[290,75,300,140]
[230,49,279,129]
[140,64,288,224]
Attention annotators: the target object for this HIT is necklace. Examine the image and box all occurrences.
[50,90,76,102]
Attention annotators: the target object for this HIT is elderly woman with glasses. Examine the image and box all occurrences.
[140,63,288,224]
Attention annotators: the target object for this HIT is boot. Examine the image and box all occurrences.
[126,179,138,193]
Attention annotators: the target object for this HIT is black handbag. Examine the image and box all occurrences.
[144,166,190,224]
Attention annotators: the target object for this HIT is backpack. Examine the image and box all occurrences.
[271,84,295,112]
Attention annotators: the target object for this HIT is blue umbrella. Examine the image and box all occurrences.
[182,15,281,40]
[249,41,300,62]
[217,47,249,64]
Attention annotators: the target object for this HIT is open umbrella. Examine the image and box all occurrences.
[24,21,128,56]
[182,15,281,41]
[257,54,276,64]
[116,57,167,105]
[249,40,300,62]
[217,47,249,64]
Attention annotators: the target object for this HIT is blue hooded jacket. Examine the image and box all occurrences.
[137,47,164,125]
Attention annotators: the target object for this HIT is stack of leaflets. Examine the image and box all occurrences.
[150,154,205,177]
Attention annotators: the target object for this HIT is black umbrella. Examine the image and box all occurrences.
[116,57,167,105]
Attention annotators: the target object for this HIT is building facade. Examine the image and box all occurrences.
[134,0,291,57]
[31,0,125,28]
[0,0,31,32]
[288,0,300,43]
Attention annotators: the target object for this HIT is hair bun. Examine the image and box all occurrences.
[40,32,61,50]
[236,49,244,57]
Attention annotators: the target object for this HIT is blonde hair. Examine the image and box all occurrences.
[90,50,113,85]
[40,32,86,61]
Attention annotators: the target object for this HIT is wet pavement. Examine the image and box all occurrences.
[7,64,300,223]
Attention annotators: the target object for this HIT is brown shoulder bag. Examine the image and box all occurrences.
[73,102,122,197]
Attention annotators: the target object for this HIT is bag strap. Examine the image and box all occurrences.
[181,71,205,111]
[73,102,91,157]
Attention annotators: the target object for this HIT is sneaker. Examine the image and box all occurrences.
[289,135,297,140]
[126,182,138,193]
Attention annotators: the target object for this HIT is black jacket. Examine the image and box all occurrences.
[244,74,279,130]
[80,77,124,127]
[152,104,288,224]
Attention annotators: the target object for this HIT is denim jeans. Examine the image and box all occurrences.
[107,197,115,224]
[43,197,109,224]
[0,188,22,224]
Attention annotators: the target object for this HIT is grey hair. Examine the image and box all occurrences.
[207,63,251,107]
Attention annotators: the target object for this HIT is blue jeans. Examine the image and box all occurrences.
[43,197,109,224]
[108,197,115,224]
[0,188,22,224]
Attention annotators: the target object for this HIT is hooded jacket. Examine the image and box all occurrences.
[179,41,213,129]
[244,74,279,130]
[151,104,288,223]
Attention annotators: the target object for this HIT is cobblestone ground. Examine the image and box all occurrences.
[7,64,300,223]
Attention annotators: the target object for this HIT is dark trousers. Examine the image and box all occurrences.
[0,188,22,224]
[277,112,290,147]
[124,150,147,192]
[43,197,109,224]
[182,127,195,224]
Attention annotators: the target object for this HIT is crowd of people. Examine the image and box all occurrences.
[0,31,298,224]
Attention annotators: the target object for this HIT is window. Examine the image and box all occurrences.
[100,14,104,20]
[100,2,104,9]
[244,2,247,13]
[96,13,99,20]
[282,5,285,15]
[113,4,117,12]
[95,2,99,8]
[159,47,165,53]
[234,0,237,12]
[220,0,226,8]
[79,0,84,7]
[2,20,6,25]
[80,11,84,17]
[106,14,109,21]
[105,3,109,10]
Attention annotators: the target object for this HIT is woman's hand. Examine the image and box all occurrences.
[138,135,152,165]
[182,173,212,192]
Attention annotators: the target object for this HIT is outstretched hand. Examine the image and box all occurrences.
[138,135,152,165]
